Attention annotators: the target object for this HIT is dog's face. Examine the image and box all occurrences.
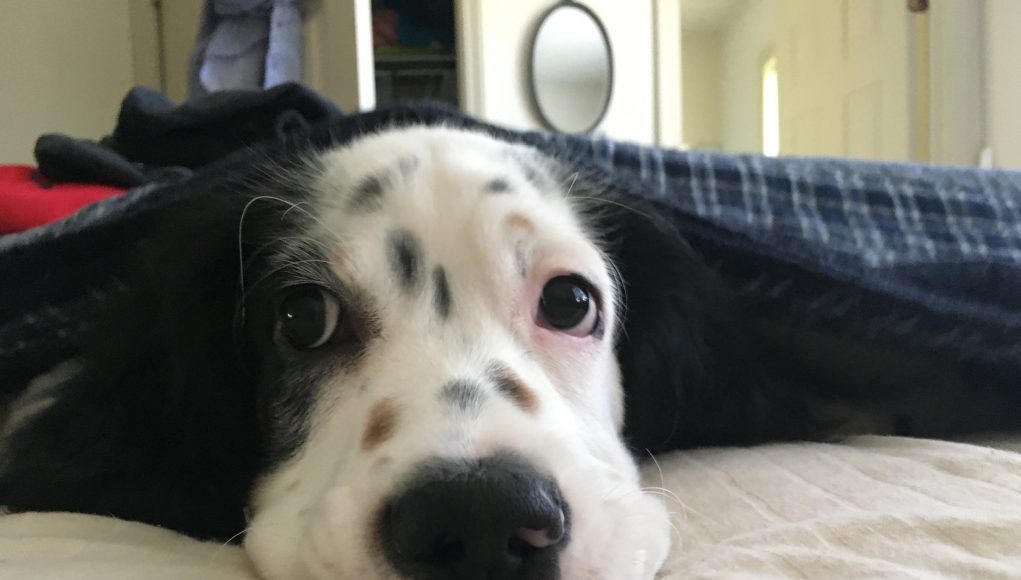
[240,127,671,579]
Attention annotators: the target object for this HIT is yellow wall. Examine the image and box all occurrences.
[681,31,723,149]
[0,0,152,163]
[985,0,1021,168]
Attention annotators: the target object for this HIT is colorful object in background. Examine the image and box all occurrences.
[373,8,399,48]
[0,165,125,234]
[188,0,304,98]
[373,0,455,51]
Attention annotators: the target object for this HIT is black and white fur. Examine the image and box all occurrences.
[1,125,1017,579]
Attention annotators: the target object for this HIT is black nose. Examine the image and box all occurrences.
[382,454,569,580]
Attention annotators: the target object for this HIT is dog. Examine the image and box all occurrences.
[3,123,1017,580]
[3,126,681,580]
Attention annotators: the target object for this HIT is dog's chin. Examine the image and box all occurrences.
[244,439,671,580]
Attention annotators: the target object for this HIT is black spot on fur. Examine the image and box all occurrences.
[486,178,511,194]
[349,157,419,212]
[439,380,485,414]
[389,229,422,291]
[433,266,451,319]
[350,173,388,212]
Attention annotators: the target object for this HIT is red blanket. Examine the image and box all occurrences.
[0,165,125,234]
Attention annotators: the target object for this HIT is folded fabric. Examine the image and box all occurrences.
[0,165,124,235]
[103,83,340,168]
[34,83,342,188]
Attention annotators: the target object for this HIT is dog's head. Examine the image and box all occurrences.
[237,127,671,579]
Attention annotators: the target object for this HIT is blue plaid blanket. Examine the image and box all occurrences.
[2,104,1020,388]
[575,140,1021,366]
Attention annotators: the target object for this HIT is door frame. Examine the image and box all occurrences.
[927,0,985,167]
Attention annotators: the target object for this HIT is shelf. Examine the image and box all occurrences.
[374,53,457,70]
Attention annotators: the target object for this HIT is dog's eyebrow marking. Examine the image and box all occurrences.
[489,363,539,414]
[362,398,399,451]
[486,177,511,194]
[439,380,485,414]
[389,229,422,290]
[433,266,452,319]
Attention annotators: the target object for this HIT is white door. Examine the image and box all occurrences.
[302,0,377,112]
[776,0,916,161]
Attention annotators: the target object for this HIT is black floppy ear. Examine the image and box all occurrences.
[581,191,818,452]
[0,166,268,540]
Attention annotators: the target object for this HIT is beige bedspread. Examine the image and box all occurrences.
[3,435,1020,579]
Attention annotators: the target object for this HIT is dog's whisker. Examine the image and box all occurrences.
[242,194,344,247]
[206,525,252,568]
[645,451,669,494]
[244,235,312,269]
[642,451,682,507]
[563,172,581,197]
[571,194,658,223]
[641,486,683,506]
[241,259,336,300]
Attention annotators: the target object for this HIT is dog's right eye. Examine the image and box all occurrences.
[537,275,600,337]
[278,286,340,350]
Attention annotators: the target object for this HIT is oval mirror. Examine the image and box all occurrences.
[529,1,613,134]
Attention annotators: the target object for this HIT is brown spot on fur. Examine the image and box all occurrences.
[490,363,539,414]
[362,398,398,451]
[506,213,535,232]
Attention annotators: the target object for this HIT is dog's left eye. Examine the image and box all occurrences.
[278,286,340,350]
[538,275,600,337]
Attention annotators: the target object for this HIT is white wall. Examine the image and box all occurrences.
[460,0,656,144]
[680,31,723,149]
[718,0,775,154]
[985,0,1021,169]
[0,1,144,163]
[927,1,984,167]
[654,0,684,148]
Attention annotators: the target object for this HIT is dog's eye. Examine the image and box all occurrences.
[538,275,599,336]
[278,286,340,350]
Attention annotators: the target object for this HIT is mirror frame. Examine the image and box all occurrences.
[528,0,615,134]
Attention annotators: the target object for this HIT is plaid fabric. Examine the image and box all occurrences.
[590,143,1021,269]
[571,138,1021,365]
[3,104,1020,386]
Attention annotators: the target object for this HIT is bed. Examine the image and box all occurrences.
[3,435,1020,579]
